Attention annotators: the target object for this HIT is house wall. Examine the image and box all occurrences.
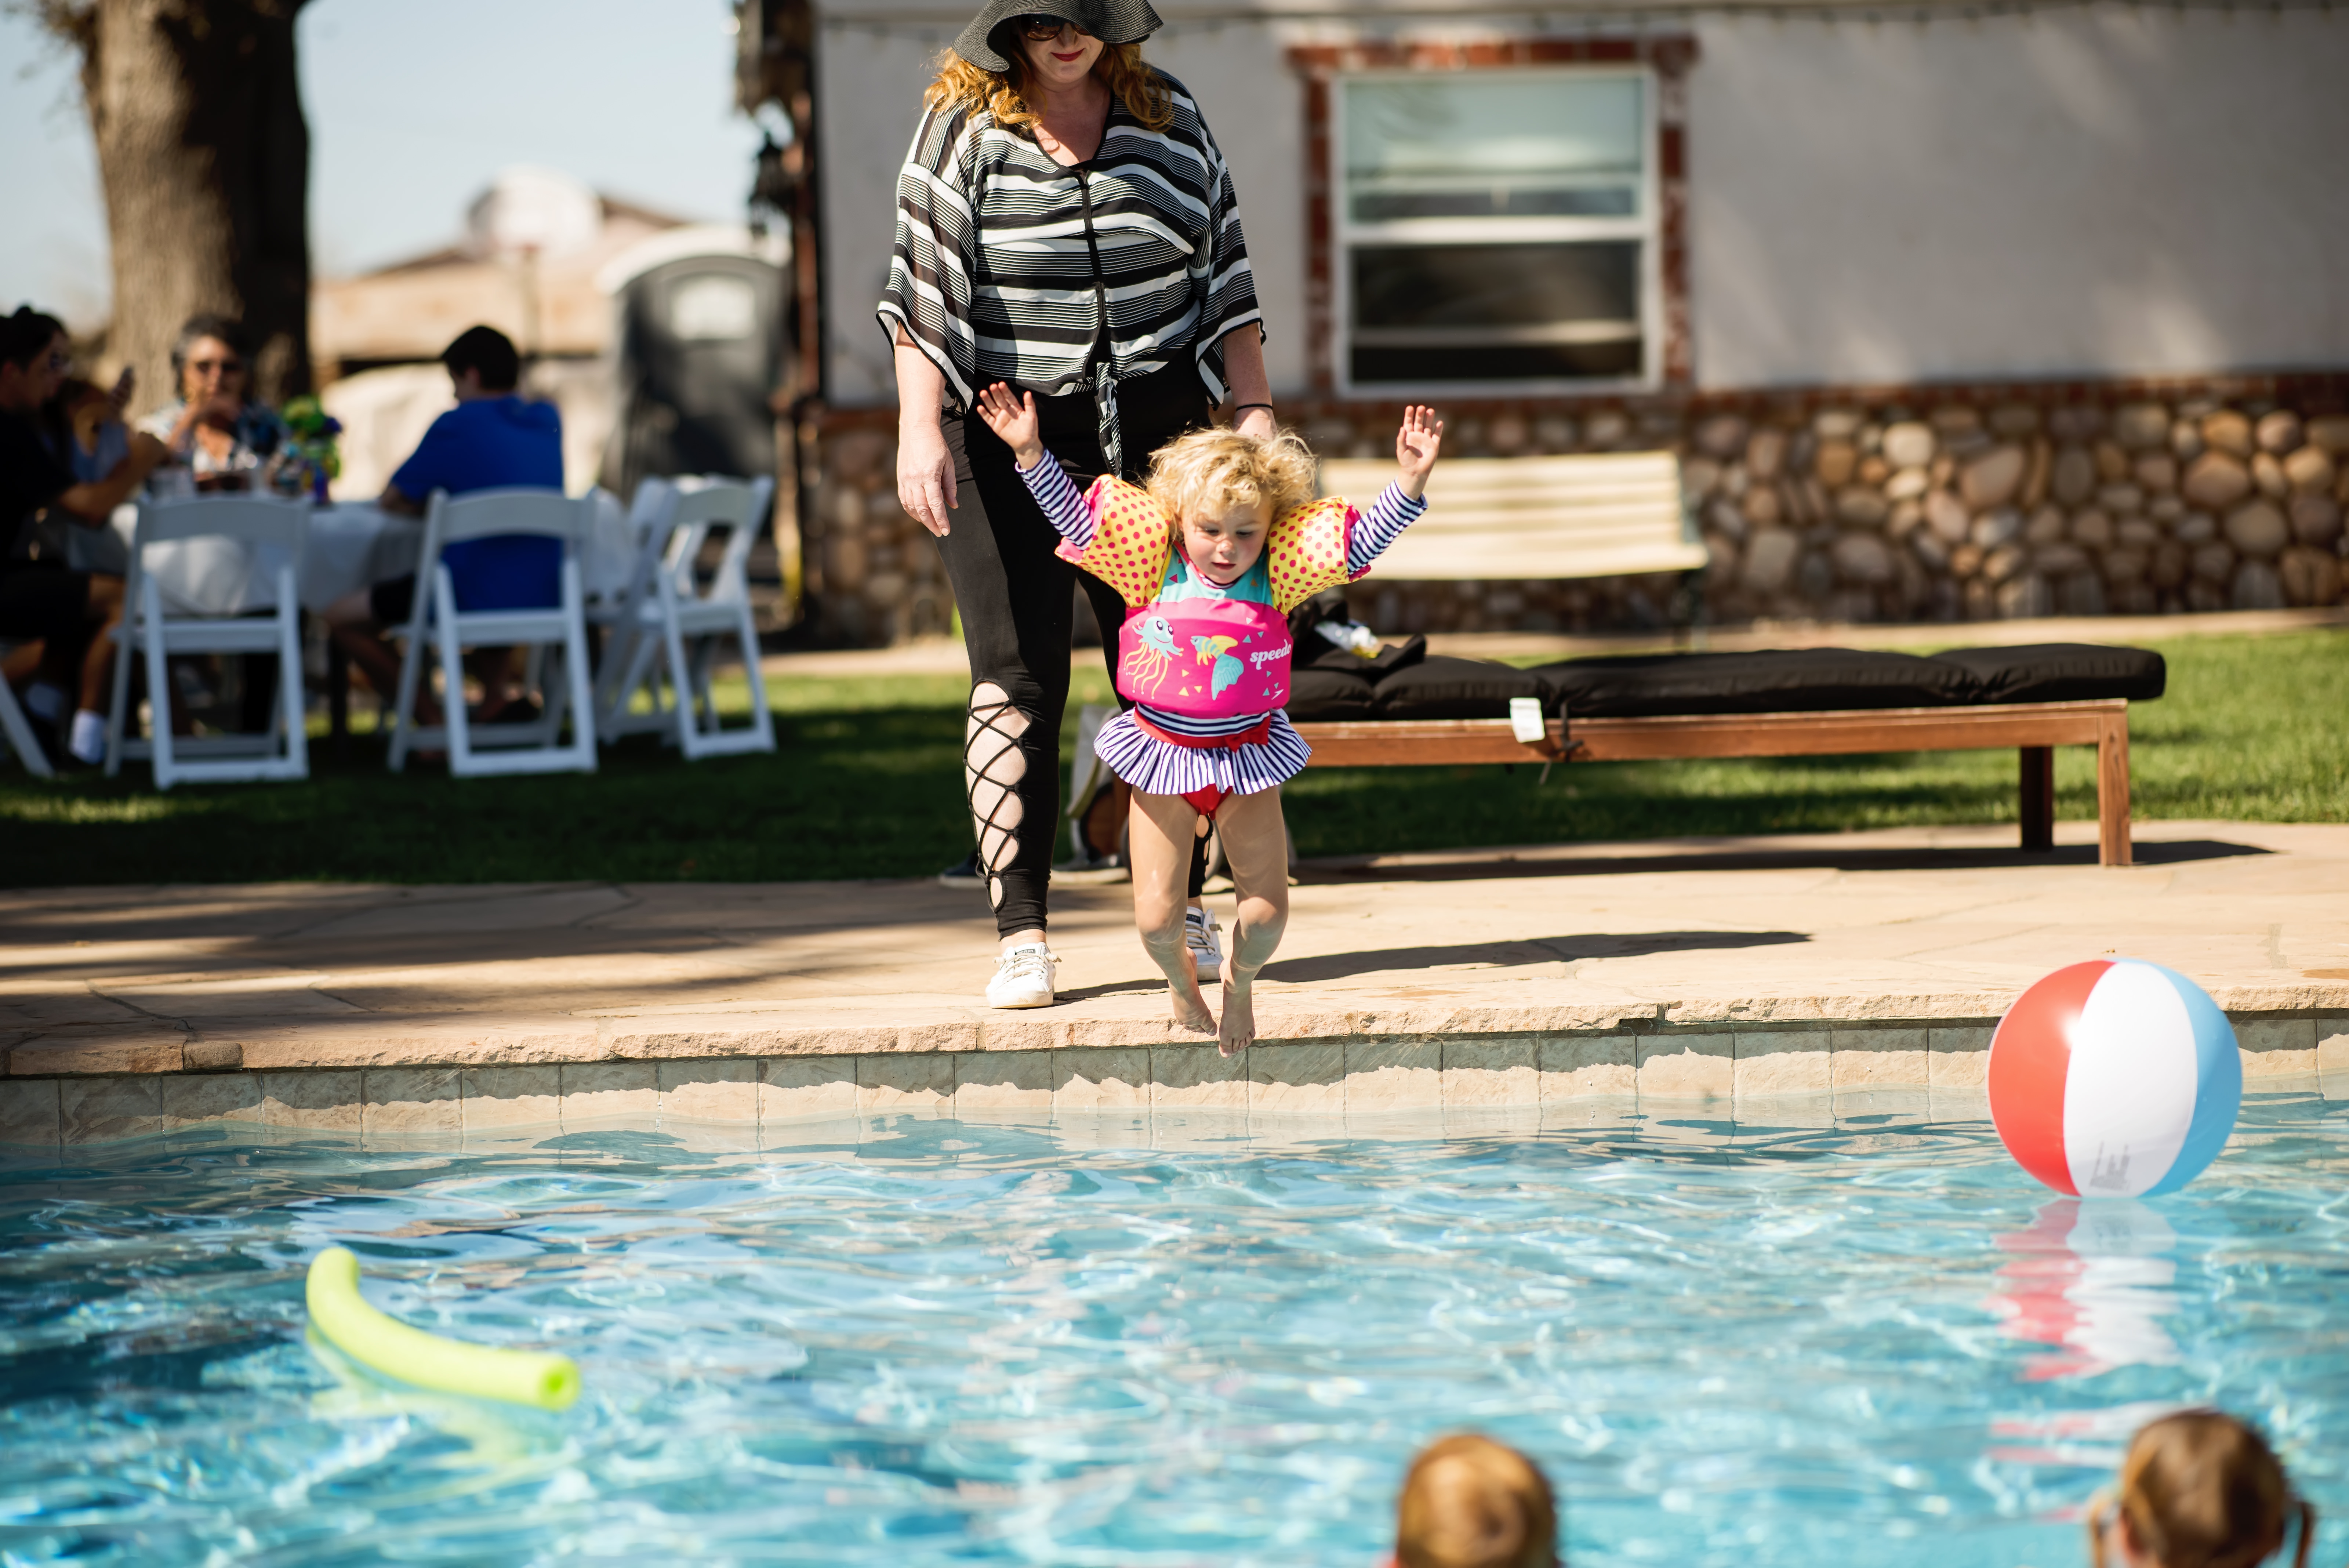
[806,1,2349,643]
[1688,8,2349,386]
[819,4,2349,403]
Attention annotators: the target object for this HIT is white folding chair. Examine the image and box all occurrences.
[105,494,311,790]
[386,487,598,777]
[0,646,55,778]
[584,477,675,716]
[592,475,776,759]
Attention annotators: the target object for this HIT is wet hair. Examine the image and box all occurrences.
[1,305,68,371]
[1394,1434,1561,1568]
[440,324,521,393]
[170,313,249,382]
[2093,1410,2313,1568]
[1144,424,1318,533]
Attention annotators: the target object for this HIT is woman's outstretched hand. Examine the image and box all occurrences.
[1395,404,1444,501]
[976,382,1045,470]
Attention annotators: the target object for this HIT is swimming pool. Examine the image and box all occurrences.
[3,1097,2343,1565]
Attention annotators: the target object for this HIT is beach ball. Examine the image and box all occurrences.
[1987,960,2240,1198]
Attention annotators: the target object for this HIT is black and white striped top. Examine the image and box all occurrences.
[876,74,1262,422]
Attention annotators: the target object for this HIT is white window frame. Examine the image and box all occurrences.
[1331,63,1663,399]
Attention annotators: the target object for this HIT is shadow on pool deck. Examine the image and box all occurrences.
[1258,930,1810,986]
[1300,835,2274,884]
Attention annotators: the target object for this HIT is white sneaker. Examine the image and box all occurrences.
[1185,905,1224,984]
[986,943,1059,1009]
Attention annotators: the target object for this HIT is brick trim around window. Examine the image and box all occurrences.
[1286,35,1699,395]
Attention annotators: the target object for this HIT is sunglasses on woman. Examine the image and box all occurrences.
[1014,13,1090,39]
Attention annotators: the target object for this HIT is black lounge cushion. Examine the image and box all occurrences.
[1528,648,1976,718]
[1369,643,2168,721]
[1927,643,2166,704]
[1286,665,1379,721]
[1371,655,1554,720]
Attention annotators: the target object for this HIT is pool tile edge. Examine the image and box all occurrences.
[6,1013,2344,1147]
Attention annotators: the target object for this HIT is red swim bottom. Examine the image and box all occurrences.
[1181,785,1227,818]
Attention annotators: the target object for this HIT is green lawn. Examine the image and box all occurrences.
[4,631,2341,886]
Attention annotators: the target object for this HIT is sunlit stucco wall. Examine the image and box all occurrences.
[1688,8,2349,387]
[815,2,2349,407]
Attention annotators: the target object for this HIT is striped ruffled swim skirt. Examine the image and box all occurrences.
[1092,708,1311,817]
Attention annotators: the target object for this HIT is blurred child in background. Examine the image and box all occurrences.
[2090,1409,2314,1568]
[1389,1433,1561,1568]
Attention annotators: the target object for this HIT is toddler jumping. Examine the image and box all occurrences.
[977,383,1441,1054]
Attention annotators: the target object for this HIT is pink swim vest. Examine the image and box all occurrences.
[1114,596,1292,720]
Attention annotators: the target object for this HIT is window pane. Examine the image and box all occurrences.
[1353,241,1637,331]
[1344,74,1643,224]
[1351,339,1643,382]
[1349,241,1641,382]
[1353,186,1635,223]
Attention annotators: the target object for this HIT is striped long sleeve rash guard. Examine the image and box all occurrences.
[876,74,1263,414]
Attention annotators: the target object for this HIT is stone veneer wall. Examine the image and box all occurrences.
[798,374,2349,645]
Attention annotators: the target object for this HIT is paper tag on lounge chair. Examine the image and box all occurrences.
[1508,697,1546,745]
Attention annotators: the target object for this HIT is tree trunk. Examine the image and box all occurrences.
[68,0,312,407]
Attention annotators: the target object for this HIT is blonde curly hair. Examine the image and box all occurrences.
[925,41,1173,133]
[1144,425,1319,532]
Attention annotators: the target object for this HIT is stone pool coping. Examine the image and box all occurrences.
[8,819,2346,1146]
[3,1022,2344,1150]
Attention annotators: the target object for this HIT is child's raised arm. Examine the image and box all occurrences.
[1334,406,1445,576]
[1395,403,1443,500]
[975,382,1045,471]
[981,381,1098,549]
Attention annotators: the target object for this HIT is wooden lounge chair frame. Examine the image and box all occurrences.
[1293,698,2135,867]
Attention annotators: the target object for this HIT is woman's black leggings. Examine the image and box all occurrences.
[932,363,1212,937]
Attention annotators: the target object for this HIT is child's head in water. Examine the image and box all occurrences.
[1143,425,1317,588]
[1391,1434,1560,1568]
[2092,1409,2313,1568]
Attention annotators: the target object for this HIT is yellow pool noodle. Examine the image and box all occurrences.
[305,1247,580,1412]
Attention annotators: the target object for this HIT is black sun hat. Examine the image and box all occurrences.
[952,0,1163,72]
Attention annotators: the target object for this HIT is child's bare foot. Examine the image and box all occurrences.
[1217,959,1256,1056]
[1168,944,1216,1034]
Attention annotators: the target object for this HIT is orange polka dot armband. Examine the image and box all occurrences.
[1266,496,1366,614]
[1052,474,1176,609]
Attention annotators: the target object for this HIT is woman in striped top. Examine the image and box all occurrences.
[879,0,1276,1010]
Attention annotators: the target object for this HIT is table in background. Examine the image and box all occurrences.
[72,494,631,747]
[75,503,422,616]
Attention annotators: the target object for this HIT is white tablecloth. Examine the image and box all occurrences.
[69,494,631,617]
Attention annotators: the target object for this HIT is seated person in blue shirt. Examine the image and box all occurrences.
[324,324,564,725]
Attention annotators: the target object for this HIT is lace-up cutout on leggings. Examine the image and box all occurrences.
[933,359,1213,937]
[964,687,1030,898]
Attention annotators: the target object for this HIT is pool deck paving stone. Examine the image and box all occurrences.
[4,817,2346,1145]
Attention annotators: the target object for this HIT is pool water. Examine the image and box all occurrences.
[3,1097,2345,1567]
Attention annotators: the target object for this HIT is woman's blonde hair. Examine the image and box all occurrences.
[925,39,1173,133]
[2091,1411,2312,1568]
[1144,424,1318,531]
[1394,1434,1561,1568]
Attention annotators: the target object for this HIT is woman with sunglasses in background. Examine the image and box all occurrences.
[137,314,288,492]
[880,0,1275,1009]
